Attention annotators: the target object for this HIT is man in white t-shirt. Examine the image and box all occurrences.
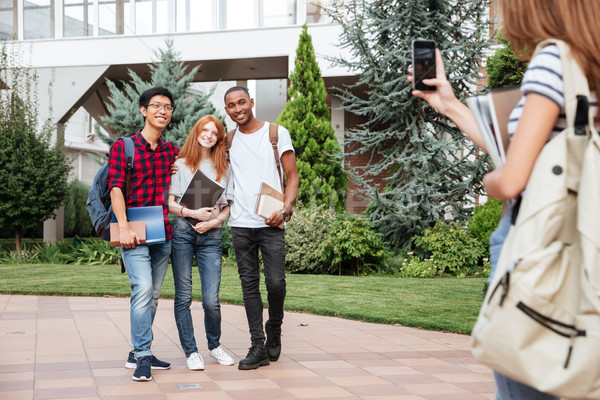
[224,86,299,370]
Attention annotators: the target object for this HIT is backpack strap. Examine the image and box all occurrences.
[121,137,135,204]
[225,129,236,163]
[269,123,284,192]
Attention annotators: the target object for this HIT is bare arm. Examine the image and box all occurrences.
[408,49,487,151]
[110,187,140,249]
[483,94,559,200]
[266,150,299,227]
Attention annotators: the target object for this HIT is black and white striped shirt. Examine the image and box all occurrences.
[507,45,599,139]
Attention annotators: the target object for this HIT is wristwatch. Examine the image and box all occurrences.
[280,209,290,222]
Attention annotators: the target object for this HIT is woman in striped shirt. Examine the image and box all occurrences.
[409,0,600,398]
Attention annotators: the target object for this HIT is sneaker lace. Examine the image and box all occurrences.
[138,356,152,368]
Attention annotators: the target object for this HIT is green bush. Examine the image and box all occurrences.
[285,204,337,274]
[399,256,443,278]
[467,198,502,257]
[64,180,94,238]
[319,213,387,275]
[413,220,487,277]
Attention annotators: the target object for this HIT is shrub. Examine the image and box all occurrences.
[413,220,486,277]
[319,213,387,275]
[467,198,503,257]
[399,256,443,278]
[285,204,337,274]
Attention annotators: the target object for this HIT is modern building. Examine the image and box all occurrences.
[1,0,370,241]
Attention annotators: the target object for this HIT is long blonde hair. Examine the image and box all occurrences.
[178,115,228,181]
[500,0,600,101]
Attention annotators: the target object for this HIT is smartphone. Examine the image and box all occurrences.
[411,39,436,91]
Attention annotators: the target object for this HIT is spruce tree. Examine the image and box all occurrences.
[327,0,489,248]
[99,38,220,147]
[0,42,71,251]
[276,25,347,211]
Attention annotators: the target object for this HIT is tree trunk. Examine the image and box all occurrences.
[15,227,22,254]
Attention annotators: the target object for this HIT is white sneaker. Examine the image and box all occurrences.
[186,352,205,370]
[208,346,235,366]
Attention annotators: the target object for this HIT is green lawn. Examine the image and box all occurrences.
[0,262,485,334]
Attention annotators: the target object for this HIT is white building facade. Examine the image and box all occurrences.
[1,0,357,241]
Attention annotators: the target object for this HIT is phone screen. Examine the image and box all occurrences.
[412,40,436,91]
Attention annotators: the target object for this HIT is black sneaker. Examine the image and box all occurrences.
[125,351,171,370]
[132,356,152,381]
[265,320,281,361]
[238,345,270,370]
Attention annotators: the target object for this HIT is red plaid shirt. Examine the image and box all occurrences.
[107,131,179,239]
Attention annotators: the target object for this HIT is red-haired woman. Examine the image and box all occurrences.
[168,115,235,370]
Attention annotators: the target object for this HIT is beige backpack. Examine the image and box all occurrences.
[471,39,600,399]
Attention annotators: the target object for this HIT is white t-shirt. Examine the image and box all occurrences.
[169,158,229,206]
[226,122,295,228]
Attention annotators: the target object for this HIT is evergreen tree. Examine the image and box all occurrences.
[99,38,220,147]
[327,0,489,249]
[276,25,347,211]
[486,31,527,89]
[0,42,71,251]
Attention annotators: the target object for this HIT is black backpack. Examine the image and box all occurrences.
[86,137,135,240]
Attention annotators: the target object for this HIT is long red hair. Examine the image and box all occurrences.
[178,115,228,182]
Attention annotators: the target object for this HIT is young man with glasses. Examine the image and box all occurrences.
[108,87,179,381]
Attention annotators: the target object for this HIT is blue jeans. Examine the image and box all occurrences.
[231,227,286,346]
[171,218,223,356]
[120,240,171,358]
[488,207,559,400]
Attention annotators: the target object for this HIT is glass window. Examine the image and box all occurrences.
[262,0,295,27]
[24,0,55,39]
[99,0,130,35]
[136,0,168,35]
[0,0,15,40]
[226,0,254,30]
[64,0,92,37]
[177,0,214,32]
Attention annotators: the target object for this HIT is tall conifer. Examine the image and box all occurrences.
[328,0,489,248]
[276,25,347,211]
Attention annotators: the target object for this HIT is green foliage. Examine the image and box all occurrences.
[99,38,221,148]
[0,42,71,251]
[327,1,489,248]
[285,203,337,274]
[285,203,387,275]
[413,220,487,277]
[0,238,120,265]
[467,198,502,255]
[486,31,528,89]
[276,25,347,211]
[318,212,387,275]
[63,180,94,238]
[399,256,442,278]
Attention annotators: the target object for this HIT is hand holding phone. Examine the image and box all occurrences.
[412,39,436,91]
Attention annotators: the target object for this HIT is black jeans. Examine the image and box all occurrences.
[231,227,286,346]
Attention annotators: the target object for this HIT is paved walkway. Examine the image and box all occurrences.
[0,294,495,399]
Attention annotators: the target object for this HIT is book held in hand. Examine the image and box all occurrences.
[466,86,521,168]
[110,206,166,246]
[178,169,225,226]
[110,220,146,247]
[255,182,284,229]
